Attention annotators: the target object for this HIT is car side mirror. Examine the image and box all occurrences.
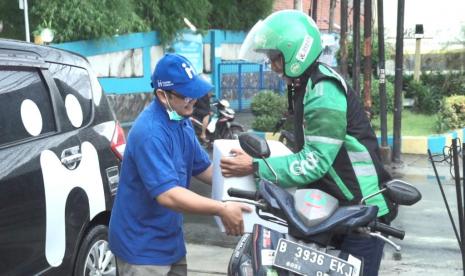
[238,133,270,159]
[384,180,422,206]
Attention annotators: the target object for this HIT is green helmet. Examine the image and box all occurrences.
[239,10,322,78]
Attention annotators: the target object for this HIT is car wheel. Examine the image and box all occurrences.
[74,225,116,276]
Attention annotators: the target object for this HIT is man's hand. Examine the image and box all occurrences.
[220,148,254,177]
[218,202,252,236]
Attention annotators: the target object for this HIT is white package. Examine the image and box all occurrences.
[211,139,295,233]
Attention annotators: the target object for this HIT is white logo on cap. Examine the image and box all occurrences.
[157,80,174,87]
[182,63,195,79]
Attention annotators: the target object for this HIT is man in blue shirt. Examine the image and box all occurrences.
[109,53,251,275]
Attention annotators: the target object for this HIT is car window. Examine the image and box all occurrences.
[0,68,56,146]
[48,63,93,128]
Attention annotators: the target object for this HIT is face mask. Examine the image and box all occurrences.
[163,91,184,121]
[167,110,184,121]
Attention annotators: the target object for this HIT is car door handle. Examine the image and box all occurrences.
[61,146,82,169]
[61,153,82,166]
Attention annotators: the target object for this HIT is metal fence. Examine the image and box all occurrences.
[218,61,285,112]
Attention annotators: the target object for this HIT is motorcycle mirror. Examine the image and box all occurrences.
[384,180,422,206]
[239,133,270,159]
[219,99,230,108]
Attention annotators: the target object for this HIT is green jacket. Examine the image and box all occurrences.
[255,63,392,217]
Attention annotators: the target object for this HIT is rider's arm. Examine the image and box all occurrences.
[255,80,347,188]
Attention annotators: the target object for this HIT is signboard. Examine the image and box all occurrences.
[172,32,204,74]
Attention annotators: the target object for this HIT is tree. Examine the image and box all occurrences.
[338,29,395,79]
[135,0,212,45]
[30,0,147,43]
[328,0,337,33]
[0,1,26,40]
[1,0,272,44]
[208,0,274,30]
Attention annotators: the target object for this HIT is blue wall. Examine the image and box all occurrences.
[52,30,247,95]
[54,32,158,94]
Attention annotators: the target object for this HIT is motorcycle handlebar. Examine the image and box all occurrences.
[369,221,405,240]
[227,188,258,201]
[227,188,406,240]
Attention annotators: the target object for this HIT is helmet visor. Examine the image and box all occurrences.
[238,20,282,64]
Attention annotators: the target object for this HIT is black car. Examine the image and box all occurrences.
[0,39,125,275]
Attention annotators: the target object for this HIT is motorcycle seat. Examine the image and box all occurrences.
[259,180,378,237]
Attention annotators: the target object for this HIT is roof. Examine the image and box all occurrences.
[0,38,90,68]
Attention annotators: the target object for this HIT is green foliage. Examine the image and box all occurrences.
[208,0,274,30]
[251,91,287,131]
[134,0,212,45]
[252,115,281,132]
[29,0,147,43]
[338,30,395,79]
[419,71,465,98]
[436,95,465,132]
[251,90,287,117]
[393,71,465,116]
[399,72,465,116]
[404,79,441,114]
[2,0,271,44]
[0,1,25,40]
[369,77,395,115]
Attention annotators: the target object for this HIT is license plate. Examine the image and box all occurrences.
[273,239,355,276]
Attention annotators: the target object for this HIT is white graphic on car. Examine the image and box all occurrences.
[20,99,43,136]
[40,141,106,267]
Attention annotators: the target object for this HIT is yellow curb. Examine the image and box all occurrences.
[258,129,465,155]
[401,136,428,154]
[265,132,280,141]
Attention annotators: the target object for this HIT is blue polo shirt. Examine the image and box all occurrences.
[109,98,211,265]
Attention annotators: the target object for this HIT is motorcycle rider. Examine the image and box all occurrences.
[220,10,397,276]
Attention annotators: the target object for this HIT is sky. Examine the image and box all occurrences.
[382,0,465,52]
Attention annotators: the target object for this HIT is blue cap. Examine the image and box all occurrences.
[151,53,213,99]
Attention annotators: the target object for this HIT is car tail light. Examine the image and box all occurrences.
[111,122,126,160]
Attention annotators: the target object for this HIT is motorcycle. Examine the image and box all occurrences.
[191,99,244,147]
[227,133,422,276]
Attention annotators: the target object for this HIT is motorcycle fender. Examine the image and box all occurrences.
[251,224,287,276]
[229,122,244,130]
[228,233,253,276]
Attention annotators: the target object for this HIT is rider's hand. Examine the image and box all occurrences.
[220,148,255,177]
[218,202,252,236]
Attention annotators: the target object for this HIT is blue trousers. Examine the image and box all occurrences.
[340,234,385,276]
